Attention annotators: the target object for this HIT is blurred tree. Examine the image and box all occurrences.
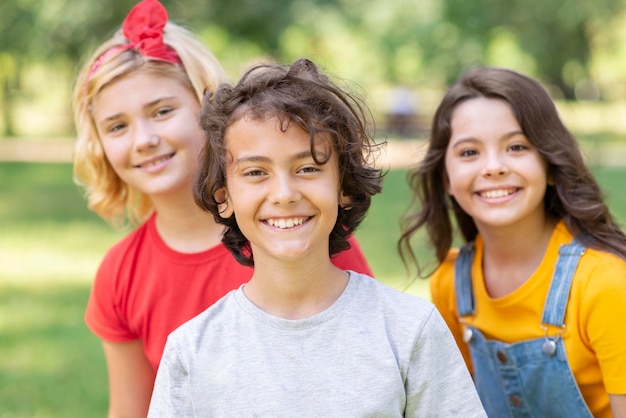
[2,0,626,137]
[0,1,37,136]
[587,9,626,100]
[183,0,299,55]
[0,0,136,136]
[438,0,625,99]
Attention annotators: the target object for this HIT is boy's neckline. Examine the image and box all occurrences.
[242,268,350,320]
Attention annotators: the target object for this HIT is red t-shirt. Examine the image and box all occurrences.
[84,214,373,371]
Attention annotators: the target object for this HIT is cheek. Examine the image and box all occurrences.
[526,155,551,187]
[100,140,128,168]
[539,168,552,190]
[188,125,206,151]
[444,165,474,198]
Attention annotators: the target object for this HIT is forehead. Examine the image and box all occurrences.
[91,72,195,117]
[450,98,519,130]
[224,115,334,158]
[100,72,188,99]
[452,97,514,117]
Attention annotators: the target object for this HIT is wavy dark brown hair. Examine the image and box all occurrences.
[398,66,626,276]
[194,58,383,267]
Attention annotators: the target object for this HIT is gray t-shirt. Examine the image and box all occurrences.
[148,271,486,417]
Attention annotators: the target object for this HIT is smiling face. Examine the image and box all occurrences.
[444,97,549,234]
[91,71,203,200]
[218,115,346,265]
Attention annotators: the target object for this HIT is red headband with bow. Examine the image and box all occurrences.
[87,0,181,81]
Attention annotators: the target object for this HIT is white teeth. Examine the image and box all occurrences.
[481,189,513,199]
[142,155,171,167]
[268,218,304,229]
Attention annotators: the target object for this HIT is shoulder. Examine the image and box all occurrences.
[581,246,626,267]
[433,247,460,274]
[162,289,245,363]
[167,290,239,344]
[349,272,437,326]
[97,221,152,276]
[101,220,152,260]
[346,273,460,353]
[429,248,460,295]
[566,246,626,335]
[576,247,626,292]
[570,248,626,372]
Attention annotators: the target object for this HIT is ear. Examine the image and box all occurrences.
[339,191,352,210]
[214,187,234,218]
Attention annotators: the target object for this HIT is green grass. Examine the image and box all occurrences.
[355,169,432,294]
[0,284,108,416]
[1,159,626,416]
[0,162,121,417]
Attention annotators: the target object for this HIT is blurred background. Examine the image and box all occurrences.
[3,0,626,139]
[2,0,626,415]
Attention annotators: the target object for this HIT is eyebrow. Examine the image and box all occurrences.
[450,130,525,148]
[234,149,329,164]
[97,96,177,125]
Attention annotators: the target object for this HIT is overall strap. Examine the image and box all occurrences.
[454,242,476,316]
[541,238,586,327]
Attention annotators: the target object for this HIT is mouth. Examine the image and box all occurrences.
[478,188,518,199]
[265,217,309,229]
[134,152,175,168]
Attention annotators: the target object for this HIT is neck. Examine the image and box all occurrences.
[478,216,558,297]
[244,256,349,320]
[151,191,225,253]
[479,216,557,257]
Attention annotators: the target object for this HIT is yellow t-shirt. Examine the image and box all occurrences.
[430,221,626,418]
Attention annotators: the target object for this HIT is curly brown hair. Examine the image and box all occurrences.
[194,58,383,267]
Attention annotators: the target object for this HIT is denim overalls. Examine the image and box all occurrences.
[454,239,593,417]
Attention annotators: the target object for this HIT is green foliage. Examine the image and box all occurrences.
[439,0,597,97]
[3,0,626,136]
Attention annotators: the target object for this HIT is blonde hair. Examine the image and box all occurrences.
[73,22,229,228]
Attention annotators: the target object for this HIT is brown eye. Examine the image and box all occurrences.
[508,143,528,152]
[109,122,127,133]
[155,107,174,118]
[460,149,478,157]
[298,166,320,174]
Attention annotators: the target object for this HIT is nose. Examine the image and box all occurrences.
[133,121,160,152]
[482,151,508,177]
[269,173,300,205]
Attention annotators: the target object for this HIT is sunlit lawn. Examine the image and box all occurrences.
[1,144,625,416]
[0,163,119,417]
